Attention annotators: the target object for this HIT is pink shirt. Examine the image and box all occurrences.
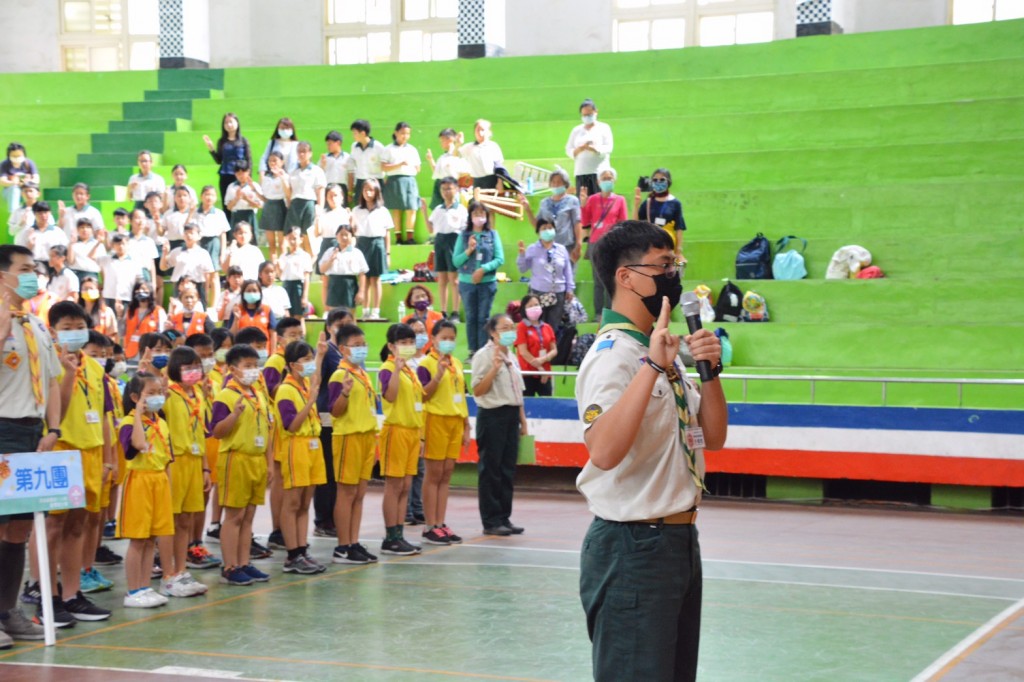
[582,193,628,245]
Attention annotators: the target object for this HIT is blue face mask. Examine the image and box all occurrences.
[257,349,269,365]
[10,273,39,299]
[56,329,89,352]
[415,334,428,350]
[539,228,556,243]
[349,346,368,365]
[243,292,261,305]
[499,331,517,347]
[651,180,669,193]
[151,353,169,369]
[437,340,457,356]
[599,180,615,193]
[300,360,317,378]
[145,395,165,412]
[551,185,567,197]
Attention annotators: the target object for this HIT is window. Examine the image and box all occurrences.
[699,10,773,46]
[613,0,774,51]
[325,0,458,64]
[952,0,1024,23]
[59,0,158,71]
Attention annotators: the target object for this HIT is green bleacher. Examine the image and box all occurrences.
[3,19,1023,408]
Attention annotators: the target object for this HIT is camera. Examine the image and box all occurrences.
[637,176,651,192]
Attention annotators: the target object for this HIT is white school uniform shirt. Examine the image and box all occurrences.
[166,245,215,283]
[8,205,37,238]
[127,234,159,263]
[224,181,263,211]
[382,143,421,176]
[225,243,265,280]
[565,120,614,177]
[317,206,351,238]
[289,163,327,201]
[259,139,299,174]
[23,225,69,261]
[261,284,291,318]
[431,150,470,181]
[428,202,468,235]
[61,204,106,241]
[350,139,385,180]
[99,254,143,301]
[319,245,369,276]
[47,268,79,300]
[321,152,352,185]
[351,206,394,238]
[260,173,287,201]
[279,250,313,282]
[70,238,107,273]
[457,140,504,178]
[196,207,230,239]
[161,210,192,242]
[128,172,166,202]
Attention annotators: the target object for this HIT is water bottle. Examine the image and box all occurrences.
[397,300,406,321]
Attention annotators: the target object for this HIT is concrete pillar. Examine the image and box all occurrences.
[159,0,210,68]
[458,0,506,59]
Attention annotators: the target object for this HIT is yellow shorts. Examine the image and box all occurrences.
[118,469,174,539]
[205,438,219,484]
[115,439,129,485]
[333,431,377,486]
[218,451,268,509]
[170,454,206,514]
[379,424,420,478]
[270,426,282,463]
[280,435,327,489]
[424,414,465,461]
[51,443,103,514]
[100,465,113,510]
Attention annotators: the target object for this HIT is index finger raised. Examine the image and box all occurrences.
[654,296,671,331]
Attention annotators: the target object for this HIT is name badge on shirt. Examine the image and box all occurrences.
[85,411,100,424]
[544,263,555,274]
[414,402,423,412]
[191,443,201,455]
[309,439,320,451]
[654,217,667,226]
[254,436,265,449]
[684,427,706,451]
[475,251,483,261]
[130,335,140,343]
[453,394,463,404]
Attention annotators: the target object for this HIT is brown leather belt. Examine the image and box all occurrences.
[634,508,698,526]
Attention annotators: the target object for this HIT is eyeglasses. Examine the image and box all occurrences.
[624,259,685,276]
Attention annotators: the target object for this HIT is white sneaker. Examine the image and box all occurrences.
[124,590,161,609]
[179,572,208,595]
[146,588,169,606]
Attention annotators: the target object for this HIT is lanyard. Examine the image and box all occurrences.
[75,358,95,411]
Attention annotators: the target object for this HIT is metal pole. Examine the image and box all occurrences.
[33,510,56,646]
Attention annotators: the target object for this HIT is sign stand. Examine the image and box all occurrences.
[32,511,56,646]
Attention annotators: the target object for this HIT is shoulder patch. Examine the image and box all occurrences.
[583,404,603,424]
[595,339,615,352]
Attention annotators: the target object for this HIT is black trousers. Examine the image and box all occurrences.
[522,376,552,397]
[475,405,520,529]
[312,425,336,529]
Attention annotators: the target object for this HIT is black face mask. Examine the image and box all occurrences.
[632,271,683,318]
[135,292,152,302]
[104,357,115,374]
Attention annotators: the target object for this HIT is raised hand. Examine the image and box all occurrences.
[579,186,589,202]
[425,149,434,163]
[341,372,354,395]
[202,134,214,150]
[466,234,477,253]
[517,240,525,256]
[648,296,680,370]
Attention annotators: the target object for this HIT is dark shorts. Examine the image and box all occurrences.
[282,278,304,316]
[575,174,599,198]
[0,419,45,523]
[326,275,358,309]
[356,235,387,278]
[286,197,316,231]
[434,232,459,273]
[383,176,419,211]
[261,198,288,232]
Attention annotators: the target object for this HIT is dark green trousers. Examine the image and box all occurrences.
[580,518,702,681]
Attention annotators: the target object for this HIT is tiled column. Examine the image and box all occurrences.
[159,0,210,68]
[458,0,505,59]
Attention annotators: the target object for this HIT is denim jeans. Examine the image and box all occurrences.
[458,280,497,354]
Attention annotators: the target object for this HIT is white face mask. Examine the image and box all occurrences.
[239,368,262,386]
[278,128,293,139]
[201,357,216,373]
[581,114,597,125]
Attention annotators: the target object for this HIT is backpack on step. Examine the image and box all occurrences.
[740,290,770,322]
[571,333,596,366]
[772,236,808,280]
[714,281,744,322]
[735,232,773,279]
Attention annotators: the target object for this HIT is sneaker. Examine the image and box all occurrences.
[86,568,113,592]
[380,537,421,556]
[506,523,525,535]
[102,520,116,539]
[0,630,10,649]
[267,529,286,550]
[220,567,254,587]
[0,607,45,640]
[161,573,204,598]
[302,550,327,573]
[283,555,321,575]
[35,596,76,629]
[241,564,270,582]
[206,523,221,542]
[123,589,162,609]
[20,581,41,606]
[312,525,337,538]
[186,544,222,570]
[80,569,102,594]
[448,312,461,324]
[250,539,273,560]
[352,543,378,563]
[179,572,208,595]
[441,525,463,544]
[422,527,450,546]
[483,525,514,536]
[94,544,122,566]
[64,591,112,621]
[332,545,368,565]
[151,554,163,580]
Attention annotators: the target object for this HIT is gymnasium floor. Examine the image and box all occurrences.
[1,490,1021,681]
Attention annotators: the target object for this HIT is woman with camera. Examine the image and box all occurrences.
[633,167,686,261]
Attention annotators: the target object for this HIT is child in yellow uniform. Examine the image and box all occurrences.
[377,323,424,556]
[162,346,212,598]
[328,324,379,565]
[98,340,126,567]
[204,328,232,542]
[263,317,306,551]
[119,372,174,609]
[275,338,328,574]
[210,345,272,586]
[182,332,222,570]
[418,320,470,545]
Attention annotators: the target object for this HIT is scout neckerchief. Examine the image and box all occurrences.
[283,374,317,432]
[598,308,705,493]
[427,350,462,393]
[226,377,264,433]
[9,307,43,406]
[340,359,375,404]
[386,356,424,400]
[169,382,203,440]
[142,412,170,458]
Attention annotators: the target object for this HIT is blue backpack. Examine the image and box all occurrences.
[773,236,808,280]
[735,233,773,279]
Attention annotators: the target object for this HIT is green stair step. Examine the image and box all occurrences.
[109,118,192,133]
[60,166,136,187]
[77,152,164,167]
[91,131,165,154]
[144,88,223,102]
[158,68,225,91]
[44,186,123,202]
[123,100,193,121]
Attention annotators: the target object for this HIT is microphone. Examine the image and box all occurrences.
[680,292,713,382]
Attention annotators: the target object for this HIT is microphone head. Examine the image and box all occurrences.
[680,291,701,317]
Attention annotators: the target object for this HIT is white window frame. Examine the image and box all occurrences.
[612,0,776,51]
[324,0,459,65]
[949,0,1024,23]
[59,0,159,72]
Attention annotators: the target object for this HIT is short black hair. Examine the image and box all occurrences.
[49,245,67,258]
[86,330,110,348]
[335,323,364,346]
[284,340,314,365]
[483,313,512,336]
[326,307,353,327]
[32,201,51,214]
[431,319,456,337]
[235,326,268,346]
[439,128,456,138]
[167,346,200,382]
[48,301,90,328]
[113,207,129,218]
[185,333,213,349]
[76,218,94,229]
[113,343,124,355]
[579,98,596,111]
[350,119,371,134]
[226,344,259,367]
[276,317,302,335]
[590,220,674,298]
[144,191,162,203]
[439,176,458,187]
[211,327,233,350]
[234,159,250,173]
[0,244,33,271]
[138,332,172,355]
[380,323,415,362]
[325,130,343,142]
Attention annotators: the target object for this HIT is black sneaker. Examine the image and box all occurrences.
[206,523,221,542]
[352,543,378,563]
[483,525,514,536]
[448,312,461,323]
[20,581,41,606]
[94,544,123,565]
[422,527,450,546]
[35,596,75,629]
[441,525,463,544]
[506,523,525,535]
[312,525,337,538]
[267,529,286,550]
[380,537,421,556]
[250,539,272,560]
[64,591,112,622]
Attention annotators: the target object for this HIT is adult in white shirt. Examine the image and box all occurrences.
[160,223,217,307]
[456,119,504,190]
[98,235,143,317]
[427,177,468,321]
[347,119,386,208]
[220,221,265,281]
[21,202,68,263]
[195,184,230,267]
[127,150,166,208]
[257,260,292,320]
[565,98,614,198]
[381,123,422,245]
[59,183,106,241]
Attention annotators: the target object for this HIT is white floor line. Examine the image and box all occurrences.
[0,661,282,681]
[909,595,1024,682]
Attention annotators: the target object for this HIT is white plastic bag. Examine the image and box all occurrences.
[826,245,872,279]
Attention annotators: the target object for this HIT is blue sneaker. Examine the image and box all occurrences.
[79,569,101,594]
[241,564,270,583]
[219,567,254,587]
[89,568,114,591]
[102,520,116,539]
